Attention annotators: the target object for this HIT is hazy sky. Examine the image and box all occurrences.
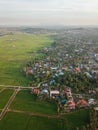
[0,0,98,26]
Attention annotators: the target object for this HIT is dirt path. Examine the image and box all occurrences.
[7,108,88,119]
[8,109,60,119]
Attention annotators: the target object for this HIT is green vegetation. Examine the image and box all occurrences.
[0,110,89,130]
[0,89,14,108]
[0,32,51,86]
[0,112,62,130]
[62,109,90,129]
[0,28,96,130]
[0,88,89,130]
[10,90,57,115]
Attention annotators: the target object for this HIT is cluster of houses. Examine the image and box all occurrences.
[23,29,98,112]
[30,86,97,112]
[23,41,98,85]
[59,87,76,110]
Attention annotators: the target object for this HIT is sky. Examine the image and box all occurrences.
[0,0,98,26]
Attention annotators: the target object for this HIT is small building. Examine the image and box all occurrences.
[63,87,72,97]
[64,87,71,93]
[88,98,96,105]
[67,101,75,109]
[30,88,40,94]
[50,67,58,70]
[76,99,88,107]
[73,67,80,72]
[89,89,96,95]
[94,107,98,111]
[84,72,92,78]
[66,91,72,97]
[40,89,48,95]
[50,90,60,98]
[60,99,67,104]
[68,96,73,101]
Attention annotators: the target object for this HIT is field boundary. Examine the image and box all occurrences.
[8,109,60,119]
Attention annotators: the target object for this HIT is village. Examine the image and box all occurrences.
[0,27,98,130]
[23,28,98,113]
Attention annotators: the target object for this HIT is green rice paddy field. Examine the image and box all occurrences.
[10,90,57,115]
[0,89,14,108]
[0,88,89,130]
[0,32,51,86]
[0,112,62,130]
[0,109,89,130]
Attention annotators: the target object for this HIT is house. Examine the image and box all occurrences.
[88,98,96,105]
[76,99,88,107]
[89,89,96,95]
[68,96,73,101]
[23,65,33,76]
[67,101,75,109]
[58,70,64,76]
[30,88,40,94]
[73,67,80,72]
[91,70,98,75]
[64,87,71,93]
[40,89,48,95]
[26,66,32,72]
[84,72,92,78]
[60,99,67,104]
[63,87,73,98]
[62,66,68,71]
[95,54,98,61]
[94,107,98,111]
[50,90,60,98]
[50,67,58,70]
[35,62,39,67]
[66,91,72,97]
[74,94,82,98]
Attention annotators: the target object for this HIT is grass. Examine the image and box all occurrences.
[0,32,51,86]
[0,89,14,109]
[10,90,57,115]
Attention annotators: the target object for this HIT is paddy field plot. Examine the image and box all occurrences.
[10,90,57,115]
[0,109,89,130]
[0,112,62,130]
[0,89,14,109]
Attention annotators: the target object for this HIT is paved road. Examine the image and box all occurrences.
[0,80,47,89]
[0,85,33,89]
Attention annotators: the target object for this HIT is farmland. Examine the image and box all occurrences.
[0,27,98,130]
[0,87,90,130]
[0,32,51,86]
[0,109,89,130]
[0,112,62,130]
[10,90,57,115]
[0,89,14,109]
